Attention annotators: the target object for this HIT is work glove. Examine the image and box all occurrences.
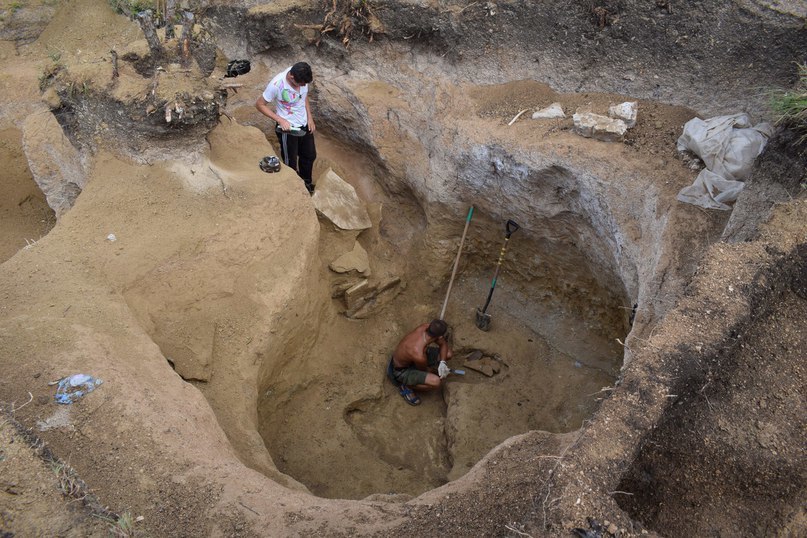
[438,360,450,379]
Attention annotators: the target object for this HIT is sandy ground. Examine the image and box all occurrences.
[0,1,804,536]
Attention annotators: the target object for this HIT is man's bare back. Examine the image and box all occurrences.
[392,323,434,370]
[388,319,453,404]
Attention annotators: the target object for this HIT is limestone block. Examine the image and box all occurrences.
[331,278,362,298]
[344,276,403,319]
[329,241,370,274]
[609,101,638,128]
[312,168,372,230]
[573,112,627,142]
[532,102,566,119]
[344,279,370,309]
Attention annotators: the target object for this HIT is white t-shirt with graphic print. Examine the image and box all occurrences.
[262,67,309,129]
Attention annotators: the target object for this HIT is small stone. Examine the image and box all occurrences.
[608,523,618,535]
[608,101,638,128]
[573,111,627,142]
[329,241,370,274]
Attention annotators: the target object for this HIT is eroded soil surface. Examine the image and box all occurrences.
[1,0,805,537]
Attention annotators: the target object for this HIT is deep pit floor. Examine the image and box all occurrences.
[255,133,625,499]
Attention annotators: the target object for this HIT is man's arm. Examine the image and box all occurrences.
[305,94,316,132]
[411,346,429,371]
[255,95,291,131]
[437,336,453,361]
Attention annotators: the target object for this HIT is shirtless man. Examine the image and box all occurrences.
[387,319,453,406]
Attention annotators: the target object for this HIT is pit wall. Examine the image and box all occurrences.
[537,201,807,535]
[306,73,716,365]
[114,121,333,487]
[209,0,807,123]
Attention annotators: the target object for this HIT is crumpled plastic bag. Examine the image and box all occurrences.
[55,373,103,404]
[676,114,773,210]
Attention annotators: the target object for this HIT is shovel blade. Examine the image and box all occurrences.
[475,307,491,331]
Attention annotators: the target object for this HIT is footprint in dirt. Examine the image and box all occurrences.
[343,390,450,479]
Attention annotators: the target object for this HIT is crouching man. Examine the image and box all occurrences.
[387,319,453,406]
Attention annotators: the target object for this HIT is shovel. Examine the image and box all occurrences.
[439,206,474,320]
[475,219,520,331]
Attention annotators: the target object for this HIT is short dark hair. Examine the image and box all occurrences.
[290,62,313,84]
[426,319,448,338]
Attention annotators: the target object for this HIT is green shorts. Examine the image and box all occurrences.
[389,347,440,387]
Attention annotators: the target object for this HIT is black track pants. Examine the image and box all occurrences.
[276,127,316,184]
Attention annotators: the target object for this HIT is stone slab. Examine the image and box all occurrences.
[532,102,566,119]
[573,112,627,142]
[312,168,372,230]
[329,241,370,274]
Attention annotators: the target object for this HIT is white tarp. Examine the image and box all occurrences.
[676,114,773,210]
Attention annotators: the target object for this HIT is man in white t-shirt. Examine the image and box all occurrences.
[255,62,317,194]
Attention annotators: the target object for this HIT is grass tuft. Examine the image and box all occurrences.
[771,63,807,144]
[110,511,139,537]
[51,461,84,498]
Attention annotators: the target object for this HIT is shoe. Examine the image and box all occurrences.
[398,384,421,406]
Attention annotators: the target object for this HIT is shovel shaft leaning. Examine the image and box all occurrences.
[480,235,511,314]
[440,206,474,320]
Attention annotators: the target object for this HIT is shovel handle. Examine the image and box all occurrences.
[440,206,474,320]
[480,219,521,314]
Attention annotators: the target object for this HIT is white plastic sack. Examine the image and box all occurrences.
[676,169,746,210]
[676,114,773,210]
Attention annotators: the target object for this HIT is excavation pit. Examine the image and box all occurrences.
[251,125,632,499]
[2,0,805,534]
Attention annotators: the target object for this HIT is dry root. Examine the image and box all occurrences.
[299,0,383,48]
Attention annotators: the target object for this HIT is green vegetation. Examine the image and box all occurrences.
[51,461,83,497]
[771,63,807,144]
[108,0,154,16]
[39,48,64,91]
[47,47,61,63]
[8,1,24,13]
[109,512,138,537]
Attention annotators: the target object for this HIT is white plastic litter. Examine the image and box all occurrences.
[54,373,103,404]
[676,114,773,210]
[106,233,117,242]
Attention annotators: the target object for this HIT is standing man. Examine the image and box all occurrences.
[256,62,317,194]
[387,319,453,406]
